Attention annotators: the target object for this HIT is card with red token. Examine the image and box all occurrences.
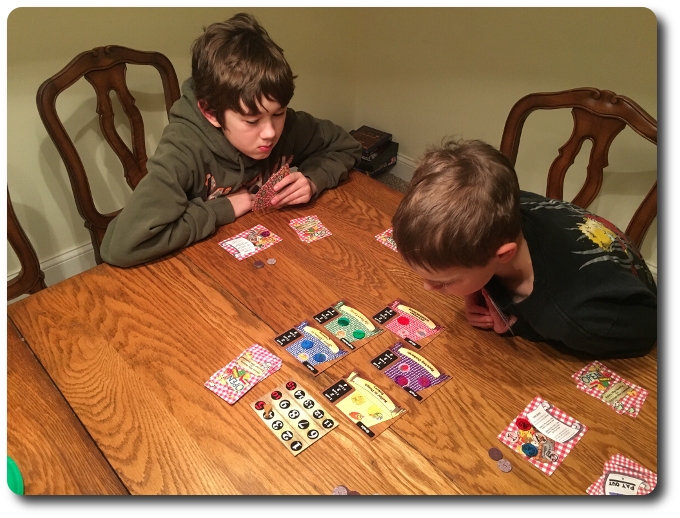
[497,396,587,476]
[219,225,282,261]
[572,361,648,418]
[253,164,290,211]
[289,215,332,243]
[371,299,444,349]
[375,228,397,252]
[205,344,282,405]
[586,454,657,495]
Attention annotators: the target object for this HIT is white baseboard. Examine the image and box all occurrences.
[7,242,97,305]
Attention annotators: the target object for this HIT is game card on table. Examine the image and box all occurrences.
[497,396,587,476]
[572,361,648,417]
[371,300,444,349]
[311,300,383,351]
[219,225,282,260]
[586,453,657,495]
[250,379,339,456]
[273,320,349,375]
[205,344,282,405]
[289,215,332,243]
[321,371,406,440]
[370,342,450,402]
[375,228,398,252]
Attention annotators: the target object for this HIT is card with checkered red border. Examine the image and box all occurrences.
[253,163,290,211]
[289,215,332,243]
[204,344,282,405]
[219,225,282,261]
[497,396,587,476]
[572,361,648,418]
[375,228,397,252]
[587,454,657,495]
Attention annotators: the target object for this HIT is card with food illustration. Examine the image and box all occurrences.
[321,371,406,439]
[375,228,397,252]
[311,300,384,351]
[219,225,282,260]
[572,361,648,418]
[372,300,444,349]
[289,215,332,243]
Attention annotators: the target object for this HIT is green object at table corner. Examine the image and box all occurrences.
[7,456,24,495]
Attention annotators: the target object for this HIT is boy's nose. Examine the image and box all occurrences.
[260,121,276,139]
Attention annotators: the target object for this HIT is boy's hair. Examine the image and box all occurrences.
[392,139,522,271]
[191,12,296,127]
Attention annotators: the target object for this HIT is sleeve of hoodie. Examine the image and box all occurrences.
[100,125,235,268]
[288,110,362,196]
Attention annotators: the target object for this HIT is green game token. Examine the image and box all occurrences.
[7,456,24,495]
[352,330,366,339]
[338,317,350,327]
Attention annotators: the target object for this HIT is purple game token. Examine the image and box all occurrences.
[348,490,361,495]
[497,459,512,473]
[488,447,503,461]
[254,260,265,269]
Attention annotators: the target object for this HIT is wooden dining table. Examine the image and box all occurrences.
[7,170,657,495]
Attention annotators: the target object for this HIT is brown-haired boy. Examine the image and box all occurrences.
[101,13,361,267]
[392,139,657,359]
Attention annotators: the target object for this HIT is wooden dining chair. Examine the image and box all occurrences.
[8,190,48,300]
[36,45,181,264]
[500,87,657,248]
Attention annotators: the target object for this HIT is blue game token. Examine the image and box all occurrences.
[521,443,539,457]
[313,353,327,363]
[300,340,314,350]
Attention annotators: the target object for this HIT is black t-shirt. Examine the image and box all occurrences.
[484,191,657,359]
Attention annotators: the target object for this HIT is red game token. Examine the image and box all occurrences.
[397,316,410,325]
[515,418,532,431]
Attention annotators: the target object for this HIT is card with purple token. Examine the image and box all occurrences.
[219,225,282,261]
[370,342,450,402]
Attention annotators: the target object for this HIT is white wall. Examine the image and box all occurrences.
[7,7,657,289]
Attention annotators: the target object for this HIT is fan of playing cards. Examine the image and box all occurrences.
[253,164,291,211]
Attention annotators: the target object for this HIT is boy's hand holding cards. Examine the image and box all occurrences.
[253,163,291,211]
[205,344,282,404]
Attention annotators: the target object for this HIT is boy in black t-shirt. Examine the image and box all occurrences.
[392,139,656,359]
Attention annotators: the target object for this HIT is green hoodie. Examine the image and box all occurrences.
[100,78,361,267]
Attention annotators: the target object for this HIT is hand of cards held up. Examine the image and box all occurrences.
[253,164,291,211]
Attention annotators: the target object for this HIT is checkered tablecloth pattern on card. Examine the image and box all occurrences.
[497,396,587,476]
[375,228,398,252]
[587,454,657,495]
[572,361,648,418]
[288,215,332,243]
[218,225,282,260]
[205,344,282,404]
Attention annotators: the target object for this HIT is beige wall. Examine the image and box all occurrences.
[7,7,657,280]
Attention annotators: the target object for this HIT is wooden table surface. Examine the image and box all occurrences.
[7,171,657,495]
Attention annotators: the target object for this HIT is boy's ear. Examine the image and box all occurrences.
[197,100,221,128]
[495,242,517,264]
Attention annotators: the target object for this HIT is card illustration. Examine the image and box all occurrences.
[315,300,383,350]
[572,361,648,417]
[497,396,587,476]
[253,163,291,211]
[587,454,657,495]
[205,344,282,404]
[219,225,282,260]
[321,371,406,440]
[371,342,450,401]
[372,300,444,349]
[289,215,332,243]
[375,228,397,252]
[274,320,349,375]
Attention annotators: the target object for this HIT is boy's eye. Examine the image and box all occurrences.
[273,112,285,117]
[245,119,259,125]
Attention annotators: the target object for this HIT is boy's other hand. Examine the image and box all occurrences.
[480,289,518,334]
[464,290,494,329]
[270,172,317,207]
[226,188,256,217]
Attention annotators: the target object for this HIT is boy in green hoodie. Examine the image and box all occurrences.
[100,13,361,267]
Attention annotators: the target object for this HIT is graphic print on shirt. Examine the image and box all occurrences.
[205,173,232,200]
[521,198,654,285]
